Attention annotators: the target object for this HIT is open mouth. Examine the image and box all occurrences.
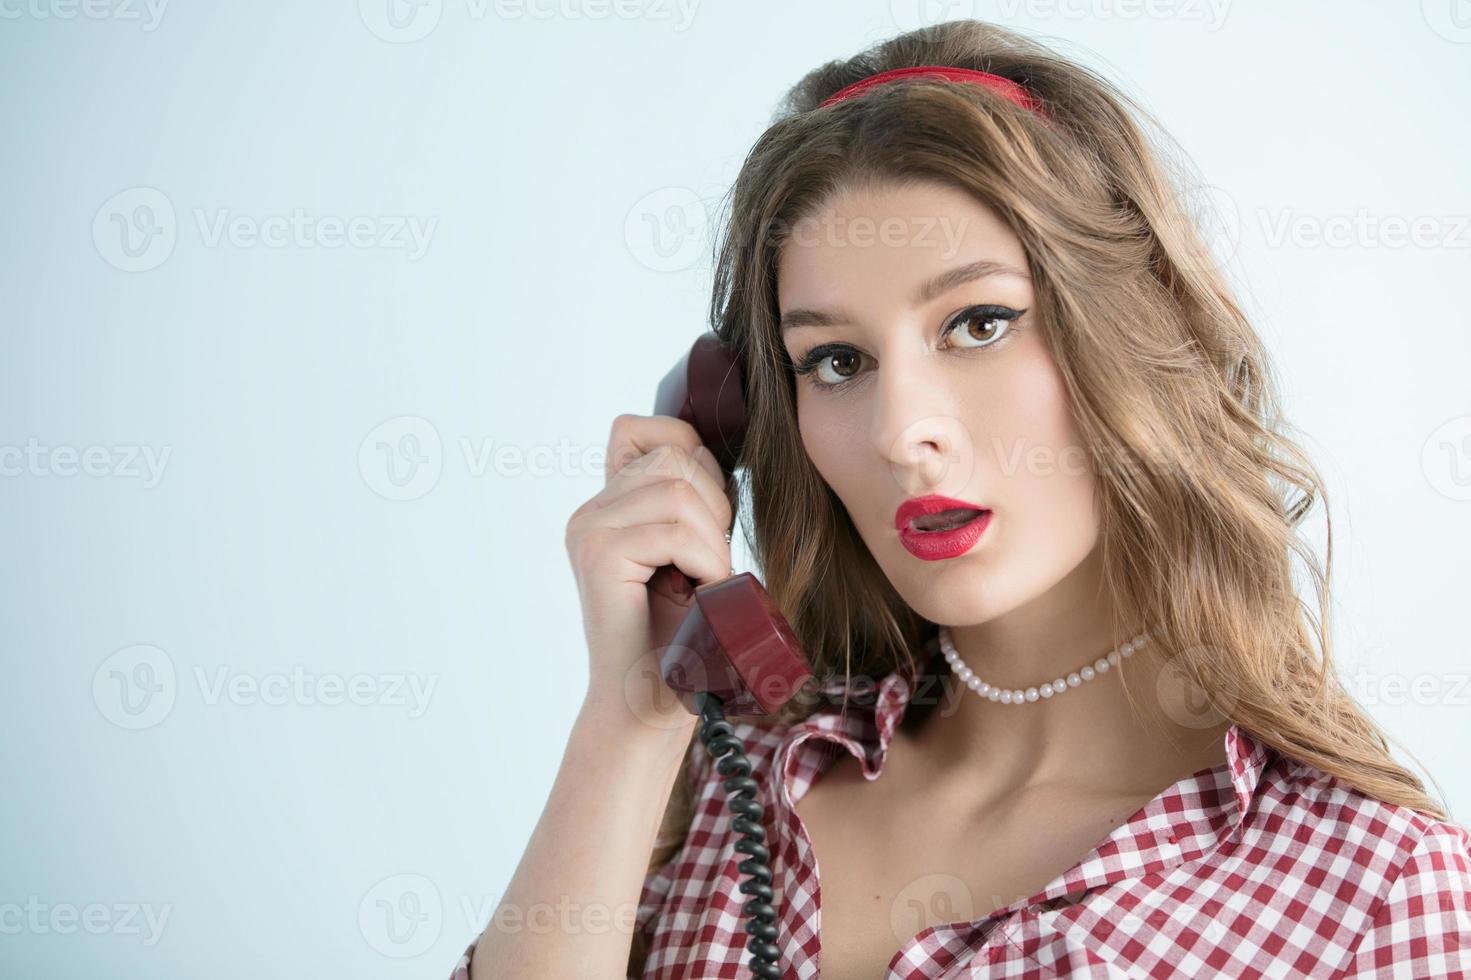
[909,508,987,532]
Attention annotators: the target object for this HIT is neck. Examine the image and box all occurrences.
[904,546,1227,798]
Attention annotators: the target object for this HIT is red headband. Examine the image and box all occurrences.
[818,65,1046,116]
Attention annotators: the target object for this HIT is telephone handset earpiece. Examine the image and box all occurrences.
[652,332,813,719]
[650,331,812,979]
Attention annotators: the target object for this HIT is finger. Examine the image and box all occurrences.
[605,413,725,489]
[589,478,730,572]
[604,445,732,532]
[593,522,730,589]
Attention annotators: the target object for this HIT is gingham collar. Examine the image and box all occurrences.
[780,654,1274,916]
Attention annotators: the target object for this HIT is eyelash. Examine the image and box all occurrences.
[789,304,1027,393]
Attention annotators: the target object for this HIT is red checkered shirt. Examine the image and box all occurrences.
[451,661,1471,978]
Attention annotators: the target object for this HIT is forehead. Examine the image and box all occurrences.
[776,180,1027,309]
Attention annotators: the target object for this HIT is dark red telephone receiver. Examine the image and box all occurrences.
[652,333,813,719]
[650,332,811,979]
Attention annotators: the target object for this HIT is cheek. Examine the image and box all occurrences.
[985,346,1098,532]
[797,393,868,497]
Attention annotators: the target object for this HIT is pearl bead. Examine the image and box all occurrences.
[936,625,1153,709]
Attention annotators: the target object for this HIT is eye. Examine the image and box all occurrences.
[793,347,870,389]
[787,304,1026,393]
[944,305,1020,348]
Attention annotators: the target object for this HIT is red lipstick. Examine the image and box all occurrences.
[894,494,992,561]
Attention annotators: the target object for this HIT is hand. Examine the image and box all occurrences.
[564,413,734,732]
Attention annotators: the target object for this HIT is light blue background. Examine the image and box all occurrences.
[2,1,1468,976]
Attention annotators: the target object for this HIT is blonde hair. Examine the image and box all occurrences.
[644,17,1450,892]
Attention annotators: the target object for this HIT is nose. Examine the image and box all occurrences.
[868,358,974,496]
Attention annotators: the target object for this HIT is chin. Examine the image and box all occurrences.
[885,555,1021,627]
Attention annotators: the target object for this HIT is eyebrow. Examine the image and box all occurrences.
[779,259,1030,332]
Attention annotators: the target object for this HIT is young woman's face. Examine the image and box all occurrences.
[777,179,1101,626]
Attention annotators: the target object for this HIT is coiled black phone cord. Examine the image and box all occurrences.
[694,691,783,979]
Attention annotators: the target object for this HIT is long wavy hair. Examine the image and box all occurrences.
[643,18,1451,887]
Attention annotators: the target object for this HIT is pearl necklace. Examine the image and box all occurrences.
[937,624,1152,704]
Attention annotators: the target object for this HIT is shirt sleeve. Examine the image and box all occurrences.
[450,732,709,980]
[1336,818,1471,978]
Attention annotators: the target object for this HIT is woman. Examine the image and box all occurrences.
[460,20,1471,979]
